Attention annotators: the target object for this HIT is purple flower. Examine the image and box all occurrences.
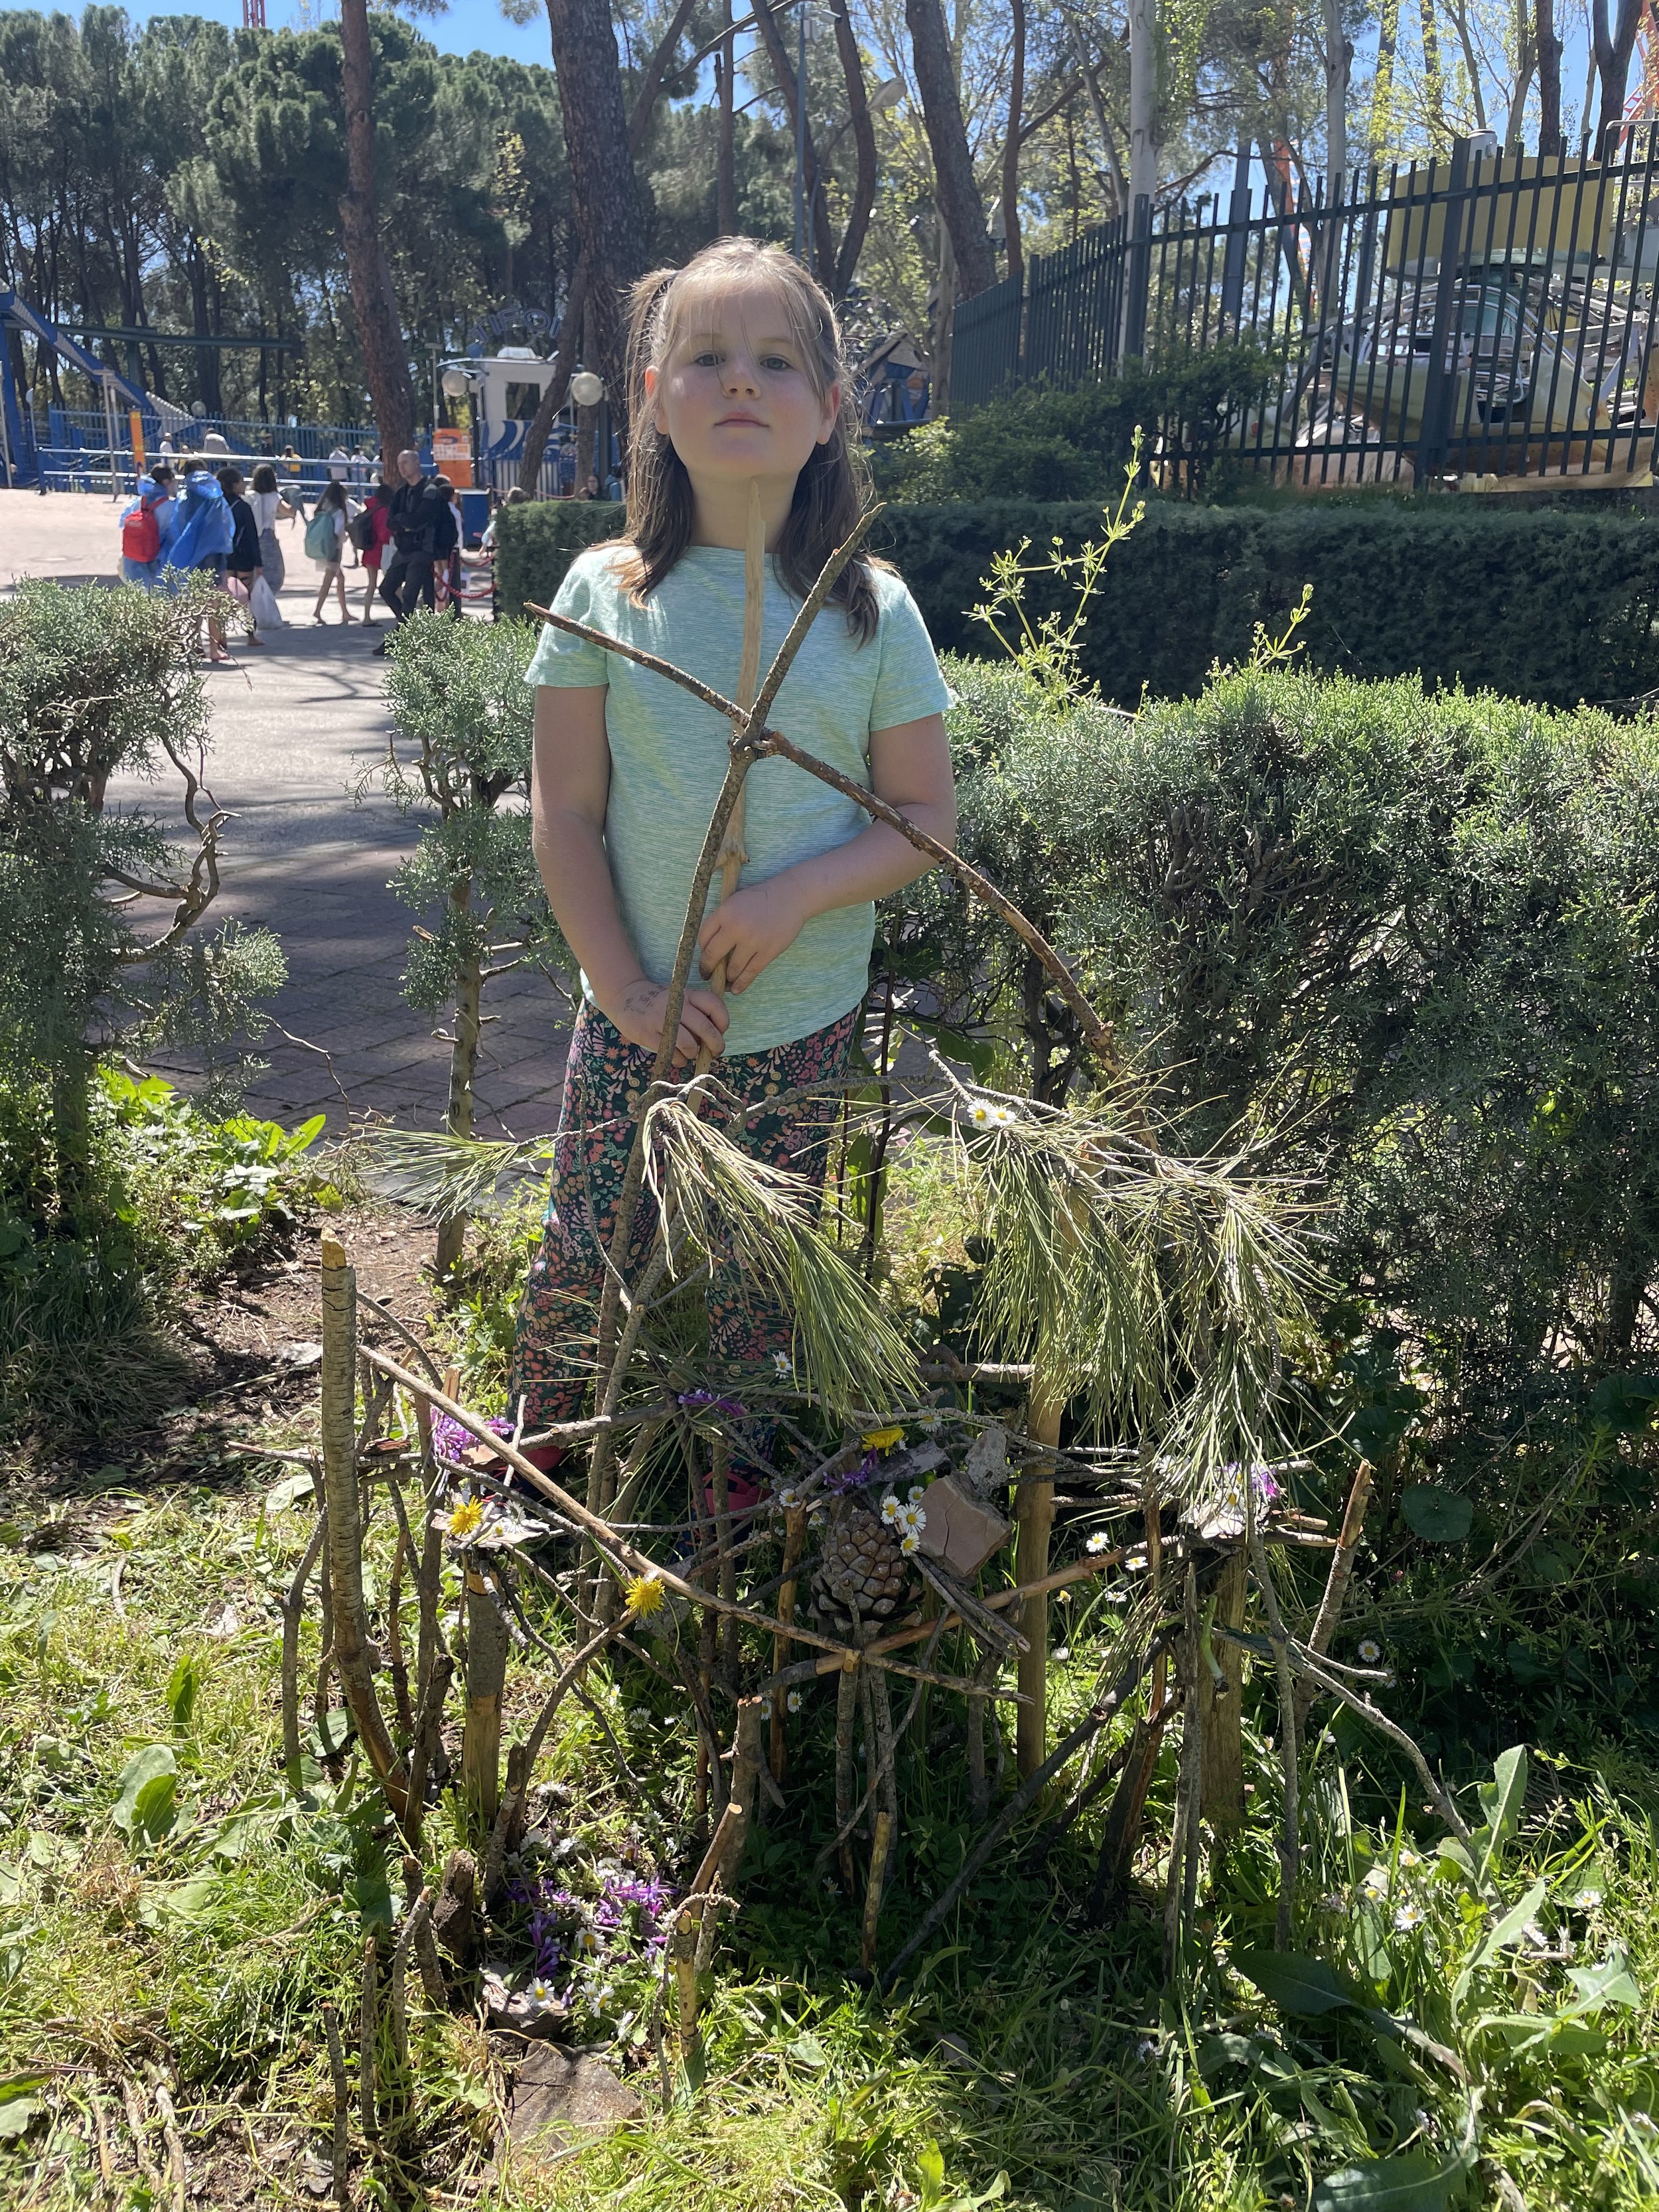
[678,1390,748,1418]
[431,1412,512,1463]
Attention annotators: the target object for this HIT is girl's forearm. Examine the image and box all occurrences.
[780,806,958,920]
[533,813,647,1001]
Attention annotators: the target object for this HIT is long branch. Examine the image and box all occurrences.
[525,599,1121,1075]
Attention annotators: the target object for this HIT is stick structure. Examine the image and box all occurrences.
[695,481,766,1078]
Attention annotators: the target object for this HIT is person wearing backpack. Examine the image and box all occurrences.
[353,471,394,625]
[306,479,350,623]
[119,464,175,587]
[249,461,297,593]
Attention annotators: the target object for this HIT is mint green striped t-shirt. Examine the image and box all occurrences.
[524,543,952,1056]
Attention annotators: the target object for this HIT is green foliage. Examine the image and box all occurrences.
[496,493,1659,713]
[870,347,1276,503]
[893,658,1659,1453]
[493,498,625,624]
[0,577,283,1139]
[0,1061,325,1436]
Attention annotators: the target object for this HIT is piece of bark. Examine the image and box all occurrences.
[431,1848,480,1972]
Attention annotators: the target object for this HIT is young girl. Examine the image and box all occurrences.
[512,237,956,1434]
[307,479,350,623]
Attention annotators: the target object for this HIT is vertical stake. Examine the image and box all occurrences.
[1015,1384,1060,1779]
[693,479,766,1079]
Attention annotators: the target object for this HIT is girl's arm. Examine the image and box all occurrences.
[696,711,956,997]
[532,686,731,1062]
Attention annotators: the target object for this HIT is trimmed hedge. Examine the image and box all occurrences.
[497,494,1659,709]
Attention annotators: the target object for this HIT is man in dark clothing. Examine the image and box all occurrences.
[375,448,443,646]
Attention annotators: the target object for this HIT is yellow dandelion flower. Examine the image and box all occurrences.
[447,1495,484,1542]
[861,1424,904,1453]
[624,1570,666,1619]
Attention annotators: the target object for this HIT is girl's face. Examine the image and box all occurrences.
[646,281,839,490]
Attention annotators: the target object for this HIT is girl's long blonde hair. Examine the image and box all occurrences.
[616,238,879,640]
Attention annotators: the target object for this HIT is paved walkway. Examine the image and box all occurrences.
[1,488,569,1138]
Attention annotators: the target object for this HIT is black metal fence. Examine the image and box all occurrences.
[952,131,1659,489]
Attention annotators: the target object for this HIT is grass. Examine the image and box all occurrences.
[5,1424,1659,2210]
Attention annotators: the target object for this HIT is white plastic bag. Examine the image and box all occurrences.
[249,574,284,629]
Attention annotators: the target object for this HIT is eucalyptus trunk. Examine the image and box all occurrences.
[1001,0,1027,285]
[905,0,997,301]
[1538,0,1565,153]
[1127,0,1158,216]
[339,0,415,464]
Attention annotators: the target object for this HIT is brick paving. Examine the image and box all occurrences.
[1,488,570,1138]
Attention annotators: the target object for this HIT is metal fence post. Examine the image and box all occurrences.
[1123,194,1153,358]
[1220,145,1251,325]
[1415,137,1472,486]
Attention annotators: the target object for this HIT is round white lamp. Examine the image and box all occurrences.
[441,366,470,400]
[569,368,605,408]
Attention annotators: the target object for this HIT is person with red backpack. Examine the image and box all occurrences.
[120,464,176,587]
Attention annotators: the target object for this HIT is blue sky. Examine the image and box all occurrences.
[118,0,554,65]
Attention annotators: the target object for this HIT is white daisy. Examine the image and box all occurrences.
[1358,1637,1382,1664]
[881,1494,903,1524]
[991,1105,1017,1128]
[772,1351,792,1374]
[526,1976,558,2012]
[1053,1646,1070,1662]
[900,1530,920,1554]
[787,1690,802,1712]
[1398,1849,1422,1871]
[1573,1887,1603,1910]
[1086,1531,1110,1554]
[1361,1866,1390,1898]
[969,1101,993,1127]
[901,1503,926,1535]
[1394,1903,1424,1932]
[908,1485,927,1505]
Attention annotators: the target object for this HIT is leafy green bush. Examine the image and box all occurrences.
[869,345,1275,503]
[0,1063,326,1435]
[496,493,1659,711]
[893,654,1659,1443]
[492,498,623,632]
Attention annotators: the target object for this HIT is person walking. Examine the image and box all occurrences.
[167,458,236,664]
[374,447,442,650]
[248,461,295,593]
[119,463,176,587]
[219,465,266,648]
[281,443,307,515]
[305,479,350,623]
[354,470,394,624]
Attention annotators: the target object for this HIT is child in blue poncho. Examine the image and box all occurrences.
[164,461,237,663]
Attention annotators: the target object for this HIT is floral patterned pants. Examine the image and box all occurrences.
[510,1001,857,1428]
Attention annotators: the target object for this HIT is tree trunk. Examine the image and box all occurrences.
[1506,0,1538,151]
[1323,0,1352,198]
[543,0,648,435]
[1198,1550,1246,1825]
[931,218,956,416]
[717,0,738,236]
[574,294,598,490]
[339,0,415,464]
[1127,0,1159,214]
[1419,0,1447,146]
[830,0,879,301]
[1538,0,1564,153]
[188,239,222,419]
[1593,0,1643,155]
[752,0,837,285]
[905,0,997,299]
[1001,0,1026,285]
[518,256,591,494]
[1372,0,1400,157]
[1071,23,1126,216]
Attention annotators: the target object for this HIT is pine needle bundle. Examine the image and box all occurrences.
[355,1128,551,1220]
[644,1094,919,1419]
[956,1092,1320,1500]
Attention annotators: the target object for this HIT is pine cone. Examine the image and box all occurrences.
[810,1499,914,1638]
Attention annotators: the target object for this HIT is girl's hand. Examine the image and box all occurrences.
[698,877,811,996]
[600,976,729,1063]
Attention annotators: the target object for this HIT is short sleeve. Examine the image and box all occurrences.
[524,553,610,689]
[869,574,954,731]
